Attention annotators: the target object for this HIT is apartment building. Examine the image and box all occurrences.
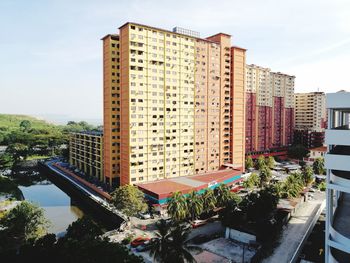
[295,92,326,131]
[102,22,246,186]
[294,92,326,148]
[245,64,295,156]
[324,91,350,262]
[69,131,103,181]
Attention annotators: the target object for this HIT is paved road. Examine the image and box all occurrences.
[262,192,326,263]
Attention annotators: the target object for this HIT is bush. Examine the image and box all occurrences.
[318,181,326,191]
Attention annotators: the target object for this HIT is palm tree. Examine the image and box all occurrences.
[256,155,266,170]
[281,173,304,198]
[266,156,275,169]
[303,166,314,186]
[259,165,272,187]
[167,192,188,221]
[243,172,260,189]
[150,219,172,263]
[150,220,198,263]
[313,157,325,175]
[201,189,216,214]
[186,191,203,221]
[215,184,238,208]
[245,156,254,170]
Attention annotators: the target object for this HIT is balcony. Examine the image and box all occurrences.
[326,146,350,171]
[330,193,350,262]
[326,125,350,146]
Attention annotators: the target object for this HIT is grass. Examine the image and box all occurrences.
[0,114,56,130]
[26,155,50,161]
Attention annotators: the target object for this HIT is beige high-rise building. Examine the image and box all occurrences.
[69,131,103,181]
[245,64,295,154]
[294,92,326,132]
[102,22,246,186]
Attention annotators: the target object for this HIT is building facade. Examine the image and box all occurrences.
[294,92,326,148]
[245,64,295,156]
[69,131,103,181]
[102,22,246,186]
[325,91,350,262]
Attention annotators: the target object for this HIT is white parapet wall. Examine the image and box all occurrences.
[225,227,256,244]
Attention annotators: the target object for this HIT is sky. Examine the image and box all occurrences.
[1,0,350,123]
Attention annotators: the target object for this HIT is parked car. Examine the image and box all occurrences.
[138,212,151,219]
[135,238,159,252]
[131,237,150,247]
[191,219,207,228]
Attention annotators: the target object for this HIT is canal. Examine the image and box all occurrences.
[19,179,84,236]
[5,166,110,236]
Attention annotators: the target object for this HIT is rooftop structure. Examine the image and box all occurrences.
[137,169,242,204]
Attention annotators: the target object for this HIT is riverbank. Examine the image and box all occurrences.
[0,163,117,235]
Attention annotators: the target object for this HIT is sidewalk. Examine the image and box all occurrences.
[262,192,326,263]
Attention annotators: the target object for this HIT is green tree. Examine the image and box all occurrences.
[215,184,235,208]
[243,172,260,189]
[259,165,272,187]
[281,172,304,198]
[0,153,14,171]
[303,166,314,186]
[5,143,30,171]
[245,156,254,170]
[167,192,188,221]
[19,120,32,132]
[63,217,102,241]
[0,201,49,250]
[201,189,217,214]
[318,181,326,191]
[266,156,275,169]
[35,216,144,263]
[186,191,203,220]
[150,219,172,263]
[151,221,197,263]
[313,157,325,175]
[111,185,147,217]
[288,144,310,160]
[256,186,280,217]
[256,155,266,170]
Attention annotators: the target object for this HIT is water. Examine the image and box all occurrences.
[19,182,84,235]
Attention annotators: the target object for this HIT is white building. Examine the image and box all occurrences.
[325,91,350,262]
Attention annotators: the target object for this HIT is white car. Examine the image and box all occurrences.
[138,212,151,219]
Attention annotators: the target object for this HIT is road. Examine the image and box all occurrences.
[262,192,326,263]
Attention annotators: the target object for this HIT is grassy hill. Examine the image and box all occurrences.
[0,114,58,132]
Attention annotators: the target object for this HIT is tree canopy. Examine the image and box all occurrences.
[245,156,254,170]
[167,192,188,221]
[1,216,144,263]
[151,220,197,263]
[313,157,325,175]
[111,185,147,217]
[256,155,266,170]
[0,201,49,252]
[288,144,310,160]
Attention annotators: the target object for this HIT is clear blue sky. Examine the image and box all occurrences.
[1,0,349,123]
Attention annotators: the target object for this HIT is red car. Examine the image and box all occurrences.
[131,237,150,247]
[191,220,207,228]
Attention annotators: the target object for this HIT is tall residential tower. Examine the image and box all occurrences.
[294,92,326,148]
[102,23,246,186]
[245,64,295,156]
